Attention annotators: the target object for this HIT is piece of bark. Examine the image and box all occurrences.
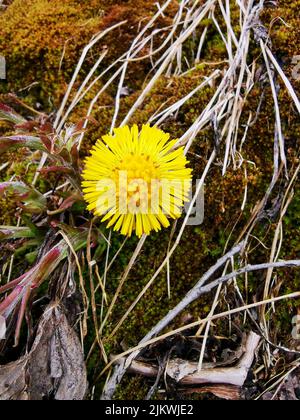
[178,385,241,400]
[166,332,260,387]
[167,332,260,387]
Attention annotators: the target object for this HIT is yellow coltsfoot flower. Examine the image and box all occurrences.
[82,125,192,237]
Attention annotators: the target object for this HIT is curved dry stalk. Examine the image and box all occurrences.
[54,21,128,132]
[260,39,287,172]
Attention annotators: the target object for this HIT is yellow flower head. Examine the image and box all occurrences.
[82,125,192,237]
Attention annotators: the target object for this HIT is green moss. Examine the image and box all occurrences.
[114,376,149,400]
[0,0,170,111]
[0,1,99,106]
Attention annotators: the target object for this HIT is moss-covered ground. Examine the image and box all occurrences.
[0,0,299,399]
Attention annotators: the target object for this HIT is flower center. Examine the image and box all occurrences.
[118,153,160,183]
[115,153,161,211]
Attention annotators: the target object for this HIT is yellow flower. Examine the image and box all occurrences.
[82,125,192,237]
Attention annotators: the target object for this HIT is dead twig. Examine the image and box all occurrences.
[115,332,260,390]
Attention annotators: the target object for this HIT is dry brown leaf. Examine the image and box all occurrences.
[0,357,28,400]
[0,304,87,400]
